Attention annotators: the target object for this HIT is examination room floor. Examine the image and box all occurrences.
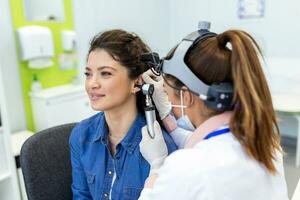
[282,136,300,198]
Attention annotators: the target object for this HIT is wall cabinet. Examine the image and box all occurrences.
[30,84,96,131]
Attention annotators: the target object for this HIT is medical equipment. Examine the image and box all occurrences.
[136,83,156,139]
[141,21,234,111]
[140,52,162,76]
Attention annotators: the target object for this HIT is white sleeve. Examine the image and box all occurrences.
[169,127,192,149]
[162,114,192,149]
[138,150,207,200]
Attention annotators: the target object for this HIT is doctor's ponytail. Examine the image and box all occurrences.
[186,30,281,174]
[219,30,281,174]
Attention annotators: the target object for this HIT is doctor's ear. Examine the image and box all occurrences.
[181,86,194,107]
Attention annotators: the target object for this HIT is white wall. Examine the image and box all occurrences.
[73,0,99,82]
[168,0,300,58]
[90,0,169,54]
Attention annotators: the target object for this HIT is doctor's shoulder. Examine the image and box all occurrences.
[69,112,104,145]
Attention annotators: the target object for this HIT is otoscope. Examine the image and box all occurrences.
[136,83,156,138]
[139,52,164,139]
[140,84,156,139]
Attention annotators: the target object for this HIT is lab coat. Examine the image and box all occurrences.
[139,131,289,200]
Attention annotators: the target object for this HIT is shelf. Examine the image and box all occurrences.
[11,130,33,156]
[0,170,10,182]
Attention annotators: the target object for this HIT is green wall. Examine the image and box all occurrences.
[10,0,78,131]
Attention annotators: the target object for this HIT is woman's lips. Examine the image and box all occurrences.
[89,93,105,101]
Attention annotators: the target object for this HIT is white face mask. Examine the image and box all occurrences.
[171,90,195,131]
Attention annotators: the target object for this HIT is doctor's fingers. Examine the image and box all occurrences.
[142,70,163,83]
[153,121,163,138]
[141,125,152,141]
[141,121,163,142]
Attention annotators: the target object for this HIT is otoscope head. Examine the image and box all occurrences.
[141,84,154,96]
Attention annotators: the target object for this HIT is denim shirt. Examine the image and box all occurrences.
[69,112,177,200]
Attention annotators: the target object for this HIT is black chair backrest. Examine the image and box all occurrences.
[20,123,77,200]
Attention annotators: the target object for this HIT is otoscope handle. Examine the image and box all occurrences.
[145,106,156,139]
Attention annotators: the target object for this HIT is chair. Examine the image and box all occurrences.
[20,123,77,200]
[292,178,300,200]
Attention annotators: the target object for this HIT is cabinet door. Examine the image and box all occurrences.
[33,92,96,131]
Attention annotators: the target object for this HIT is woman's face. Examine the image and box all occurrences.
[85,49,135,111]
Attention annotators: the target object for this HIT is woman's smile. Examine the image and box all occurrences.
[89,92,106,101]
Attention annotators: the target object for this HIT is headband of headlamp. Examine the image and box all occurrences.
[162,21,217,97]
[140,21,234,111]
[162,21,234,111]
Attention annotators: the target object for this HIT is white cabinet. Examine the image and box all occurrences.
[30,84,96,131]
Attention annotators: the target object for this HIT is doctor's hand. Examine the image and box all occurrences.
[142,69,171,120]
[140,121,168,175]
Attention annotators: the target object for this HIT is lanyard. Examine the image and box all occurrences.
[203,128,230,140]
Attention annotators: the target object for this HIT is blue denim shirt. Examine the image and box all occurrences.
[69,112,177,200]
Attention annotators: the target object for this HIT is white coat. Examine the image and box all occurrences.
[139,129,289,200]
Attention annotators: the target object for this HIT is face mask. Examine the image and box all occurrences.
[171,90,195,131]
[177,115,195,131]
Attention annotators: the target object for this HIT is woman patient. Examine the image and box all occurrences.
[69,29,177,200]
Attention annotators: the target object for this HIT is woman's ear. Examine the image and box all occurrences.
[132,76,143,93]
[181,86,194,107]
[136,76,143,85]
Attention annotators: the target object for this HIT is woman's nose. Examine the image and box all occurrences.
[87,75,101,89]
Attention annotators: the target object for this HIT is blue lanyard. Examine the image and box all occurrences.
[204,128,230,140]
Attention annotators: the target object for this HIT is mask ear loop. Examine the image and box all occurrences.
[180,90,184,117]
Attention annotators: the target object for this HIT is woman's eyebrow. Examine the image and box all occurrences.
[97,66,117,71]
[85,66,117,71]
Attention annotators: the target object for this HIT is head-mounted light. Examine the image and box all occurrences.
[162,21,217,99]
[141,21,234,111]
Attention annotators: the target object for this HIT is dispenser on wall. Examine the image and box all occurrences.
[61,30,76,51]
[16,25,54,69]
[59,30,78,70]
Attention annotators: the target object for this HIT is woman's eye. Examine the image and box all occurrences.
[84,72,91,77]
[100,71,112,76]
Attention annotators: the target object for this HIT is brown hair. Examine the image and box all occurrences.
[88,29,150,79]
[181,30,280,173]
[88,29,163,123]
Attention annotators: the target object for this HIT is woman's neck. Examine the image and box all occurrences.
[104,96,138,140]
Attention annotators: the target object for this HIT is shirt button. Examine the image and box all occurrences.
[104,193,109,198]
[108,170,112,175]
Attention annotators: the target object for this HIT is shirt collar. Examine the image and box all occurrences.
[120,112,145,153]
[92,112,145,153]
[92,112,108,143]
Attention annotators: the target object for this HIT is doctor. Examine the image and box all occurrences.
[138,22,289,199]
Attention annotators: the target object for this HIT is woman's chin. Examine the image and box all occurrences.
[90,103,107,111]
